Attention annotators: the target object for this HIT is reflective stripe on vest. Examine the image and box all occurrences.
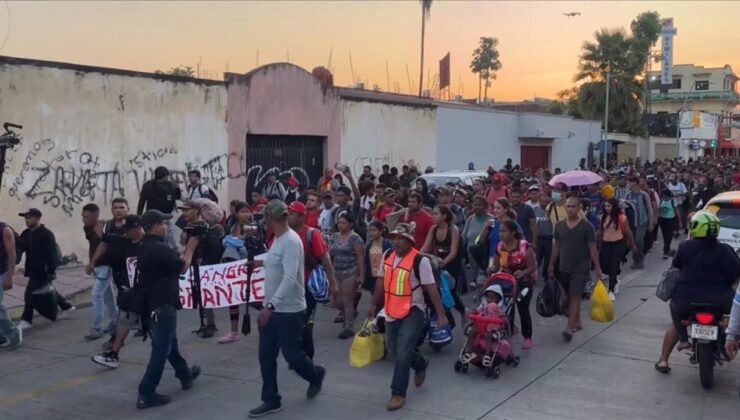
[383,248,419,320]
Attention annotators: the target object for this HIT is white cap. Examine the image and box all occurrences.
[484,284,504,298]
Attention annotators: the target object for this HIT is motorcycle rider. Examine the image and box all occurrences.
[656,211,740,372]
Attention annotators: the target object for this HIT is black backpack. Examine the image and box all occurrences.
[148,180,179,213]
[118,258,148,319]
[197,184,219,203]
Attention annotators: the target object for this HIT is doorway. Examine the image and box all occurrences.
[520,145,550,171]
[245,134,325,196]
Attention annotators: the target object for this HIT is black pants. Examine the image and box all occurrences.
[21,274,72,323]
[600,239,627,292]
[658,217,677,255]
[670,293,733,342]
[510,282,533,339]
[303,290,318,360]
[536,236,553,281]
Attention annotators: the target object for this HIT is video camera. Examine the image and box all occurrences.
[183,222,211,238]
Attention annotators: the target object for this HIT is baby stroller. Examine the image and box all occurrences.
[454,272,520,379]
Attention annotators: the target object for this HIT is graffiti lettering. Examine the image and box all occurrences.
[8,138,56,200]
[245,165,310,194]
[129,146,177,169]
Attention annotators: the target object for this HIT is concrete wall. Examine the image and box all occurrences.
[225,64,341,198]
[436,105,519,171]
[341,100,437,174]
[0,60,228,260]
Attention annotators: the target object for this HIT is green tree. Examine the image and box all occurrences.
[418,0,433,96]
[469,37,502,102]
[154,65,195,77]
[570,11,661,136]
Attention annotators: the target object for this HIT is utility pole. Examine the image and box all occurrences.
[603,65,624,170]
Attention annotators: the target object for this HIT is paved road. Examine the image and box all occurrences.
[1,249,738,420]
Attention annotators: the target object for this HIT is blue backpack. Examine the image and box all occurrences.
[439,270,456,309]
[428,313,453,347]
[306,228,330,303]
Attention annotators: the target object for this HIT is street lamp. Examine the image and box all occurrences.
[603,70,624,170]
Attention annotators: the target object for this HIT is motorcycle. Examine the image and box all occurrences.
[683,303,729,390]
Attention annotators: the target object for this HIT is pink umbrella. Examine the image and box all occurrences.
[548,170,603,187]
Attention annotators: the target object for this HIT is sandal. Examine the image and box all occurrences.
[333,314,345,324]
[654,361,671,373]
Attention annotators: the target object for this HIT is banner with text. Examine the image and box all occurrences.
[126,257,265,309]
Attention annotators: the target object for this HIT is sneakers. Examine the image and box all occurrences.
[522,338,533,350]
[17,320,32,331]
[608,292,616,302]
[0,327,22,349]
[338,328,354,340]
[248,402,283,418]
[306,365,326,399]
[562,330,573,342]
[613,279,621,295]
[92,351,120,369]
[387,396,406,411]
[136,393,171,409]
[57,306,77,320]
[180,365,201,390]
[85,329,106,341]
[218,332,240,344]
[662,253,669,260]
[197,325,217,338]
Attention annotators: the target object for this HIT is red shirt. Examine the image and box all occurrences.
[306,210,320,228]
[251,198,268,214]
[298,225,329,281]
[486,187,510,211]
[403,209,435,247]
[375,204,398,223]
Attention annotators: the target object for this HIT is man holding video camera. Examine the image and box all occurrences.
[178,200,225,338]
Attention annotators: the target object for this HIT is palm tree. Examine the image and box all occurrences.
[418,0,433,96]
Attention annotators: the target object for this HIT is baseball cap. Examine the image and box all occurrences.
[528,184,540,191]
[388,223,415,245]
[322,191,334,198]
[384,188,397,196]
[287,176,299,187]
[492,173,504,183]
[141,209,173,229]
[264,199,289,217]
[288,201,307,215]
[121,215,142,230]
[18,208,42,218]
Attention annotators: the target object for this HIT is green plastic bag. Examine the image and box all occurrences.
[349,318,385,368]
[590,279,615,322]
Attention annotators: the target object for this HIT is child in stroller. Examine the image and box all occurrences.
[454,273,520,378]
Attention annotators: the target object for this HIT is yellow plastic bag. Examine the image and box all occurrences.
[589,279,615,322]
[349,318,385,368]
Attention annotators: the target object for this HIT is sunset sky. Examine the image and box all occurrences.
[4,1,739,101]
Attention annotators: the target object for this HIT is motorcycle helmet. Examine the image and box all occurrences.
[689,210,720,239]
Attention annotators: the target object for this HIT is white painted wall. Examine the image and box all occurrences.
[549,119,600,170]
[436,105,519,171]
[340,100,437,175]
[0,62,228,261]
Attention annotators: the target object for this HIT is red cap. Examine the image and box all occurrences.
[492,173,504,183]
[287,176,299,187]
[287,201,307,215]
[733,173,740,184]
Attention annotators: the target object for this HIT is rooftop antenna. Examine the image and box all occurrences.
[385,60,391,91]
[327,47,333,71]
[405,64,412,94]
[349,52,356,84]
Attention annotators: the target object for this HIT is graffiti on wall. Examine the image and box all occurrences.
[353,154,419,176]
[244,165,311,193]
[5,139,248,216]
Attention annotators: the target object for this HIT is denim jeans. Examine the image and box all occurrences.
[138,305,192,399]
[0,273,20,344]
[91,265,117,331]
[385,307,428,397]
[259,311,319,404]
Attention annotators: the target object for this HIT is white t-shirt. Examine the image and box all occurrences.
[666,182,688,205]
[378,252,435,322]
[319,204,338,234]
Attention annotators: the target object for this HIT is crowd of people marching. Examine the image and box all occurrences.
[2,155,740,413]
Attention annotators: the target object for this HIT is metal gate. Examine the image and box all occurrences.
[520,145,550,172]
[245,134,325,196]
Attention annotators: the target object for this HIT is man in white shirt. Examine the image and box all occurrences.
[318,192,338,234]
[186,170,212,200]
[666,173,688,232]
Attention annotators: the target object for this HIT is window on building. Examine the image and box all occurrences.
[672,78,681,89]
[695,80,709,91]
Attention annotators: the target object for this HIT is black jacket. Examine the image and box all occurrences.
[137,179,181,215]
[18,225,58,278]
[138,234,185,310]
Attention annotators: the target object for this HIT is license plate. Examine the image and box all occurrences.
[690,324,718,341]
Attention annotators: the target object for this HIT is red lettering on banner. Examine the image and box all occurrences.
[214,285,232,306]
[179,286,193,309]
[234,280,248,301]
[251,278,265,301]
[202,289,215,307]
